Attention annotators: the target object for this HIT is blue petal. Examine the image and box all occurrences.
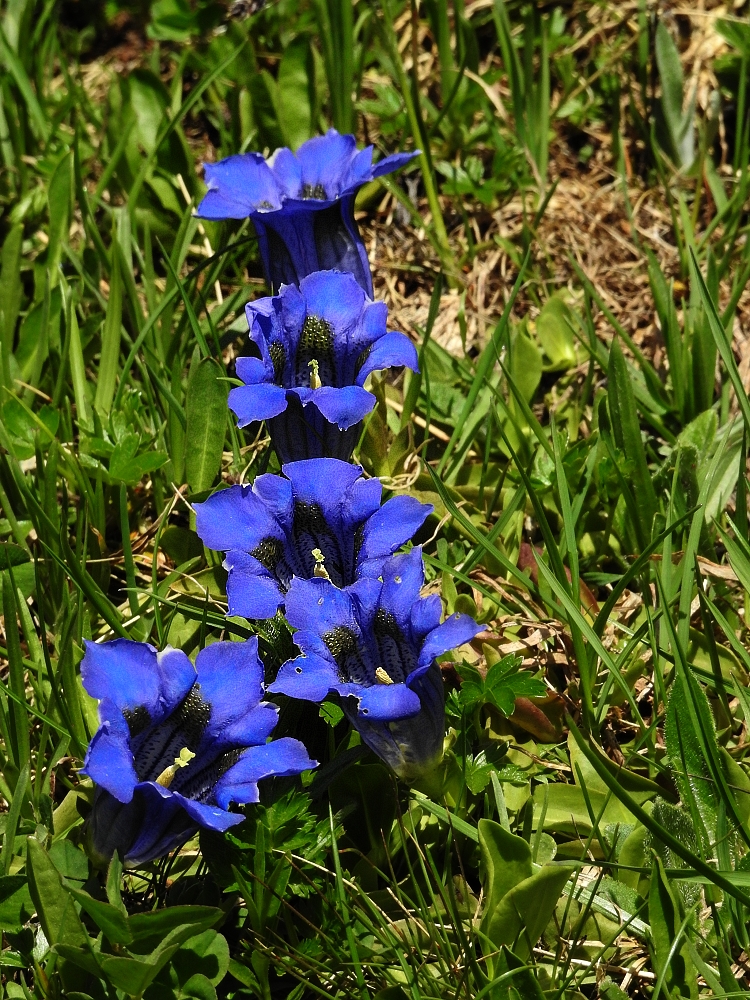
[81,640,195,725]
[340,146,374,191]
[355,331,419,385]
[171,790,246,832]
[194,484,282,553]
[371,150,420,178]
[284,576,358,636]
[415,612,482,674]
[118,784,200,865]
[253,470,294,522]
[268,147,302,198]
[298,270,366,334]
[293,131,359,199]
[194,640,279,750]
[214,739,317,809]
[282,457,363,517]
[224,550,285,619]
[357,495,432,570]
[197,155,282,218]
[268,651,340,702]
[82,713,138,803]
[378,548,426,631]
[343,476,383,522]
[228,383,288,427]
[293,385,375,429]
[353,682,421,721]
[410,593,443,637]
[86,786,188,867]
[235,356,271,385]
[244,295,283,355]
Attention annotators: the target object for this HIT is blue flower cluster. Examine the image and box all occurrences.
[82,131,480,868]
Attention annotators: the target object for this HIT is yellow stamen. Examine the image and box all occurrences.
[309,359,322,390]
[375,667,394,685]
[312,547,330,580]
[155,747,196,789]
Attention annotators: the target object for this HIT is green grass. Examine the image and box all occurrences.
[2,0,750,997]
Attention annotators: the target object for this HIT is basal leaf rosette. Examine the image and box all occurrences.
[269,548,481,782]
[197,129,418,294]
[194,457,432,620]
[81,638,316,867]
[229,270,418,463]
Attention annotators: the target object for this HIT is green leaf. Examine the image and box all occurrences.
[128,905,223,946]
[648,854,698,999]
[48,839,89,882]
[277,37,315,150]
[185,355,228,494]
[665,673,718,851]
[171,929,229,988]
[26,838,98,991]
[94,236,123,415]
[478,819,532,935]
[532,783,635,838]
[67,887,133,946]
[26,838,89,950]
[178,973,218,1000]
[0,876,33,931]
[47,152,72,286]
[0,543,29,570]
[536,295,576,370]
[607,337,658,548]
[0,224,23,391]
[457,656,545,716]
[110,433,168,484]
[483,862,575,959]
[654,21,695,167]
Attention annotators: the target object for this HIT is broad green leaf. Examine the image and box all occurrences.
[171,928,230,988]
[185,356,228,494]
[654,21,695,167]
[483,863,575,959]
[128,905,223,946]
[277,37,315,150]
[536,295,576,370]
[0,875,33,931]
[248,71,285,151]
[67,887,133,946]
[110,434,168,484]
[532,783,635,838]
[665,673,723,852]
[26,838,97,991]
[0,544,29,570]
[478,819,532,937]
[648,854,698,1000]
[130,69,171,154]
[178,973,218,1000]
[509,327,542,404]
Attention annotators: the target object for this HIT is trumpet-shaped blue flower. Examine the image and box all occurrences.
[229,270,418,463]
[194,458,432,620]
[81,638,316,867]
[269,548,481,781]
[197,130,418,294]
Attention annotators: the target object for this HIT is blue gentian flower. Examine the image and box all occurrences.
[194,458,432,620]
[229,270,418,463]
[197,129,418,294]
[81,638,316,867]
[269,548,482,781]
